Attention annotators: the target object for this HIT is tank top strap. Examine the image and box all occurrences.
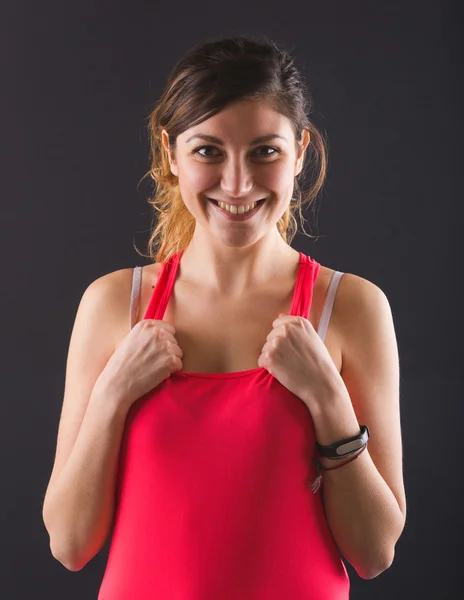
[144,250,183,321]
[290,252,321,319]
[144,249,320,322]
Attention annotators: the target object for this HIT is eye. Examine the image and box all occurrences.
[193,146,220,158]
[192,145,280,159]
[253,146,279,157]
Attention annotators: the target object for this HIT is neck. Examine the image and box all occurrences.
[179,229,299,297]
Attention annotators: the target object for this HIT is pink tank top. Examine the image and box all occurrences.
[97,250,350,599]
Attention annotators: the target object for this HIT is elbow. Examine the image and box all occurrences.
[50,546,79,572]
[47,527,108,572]
[44,513,95,572]
[44,519,80,571]
[50,539,86,572]
[357,547,395,580]
[361,511,405,579]
[48,534,88,572]
[52,546,91,572]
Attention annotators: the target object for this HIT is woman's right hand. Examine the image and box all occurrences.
[94,319,183,410]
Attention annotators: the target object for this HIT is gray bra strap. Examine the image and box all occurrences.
[130,266,143,330]
[317,271,344,342]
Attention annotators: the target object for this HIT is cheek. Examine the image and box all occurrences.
[178,161,215,191]
[261,163,294,192]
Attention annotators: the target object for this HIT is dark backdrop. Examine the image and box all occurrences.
[2,0,462,598]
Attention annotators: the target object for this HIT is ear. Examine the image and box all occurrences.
[294,129,310,177]
[161,129,178,177]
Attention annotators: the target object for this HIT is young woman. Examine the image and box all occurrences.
[42,35,406,599]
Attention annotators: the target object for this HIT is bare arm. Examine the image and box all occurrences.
[304,274,406,580]
[42,270,133,570]
[43,385,129,570]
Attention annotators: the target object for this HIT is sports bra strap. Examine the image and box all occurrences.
[130,266,143,330]
[317,271,344,341]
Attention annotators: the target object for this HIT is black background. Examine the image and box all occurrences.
[2,0,463,598]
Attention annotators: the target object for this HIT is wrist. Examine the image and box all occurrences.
[89,379,130,420]
[305,387,362,448]
[301,374,347,412]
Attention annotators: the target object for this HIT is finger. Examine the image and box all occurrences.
[150,319,176,334]
[168,341,184,358]
[265,327,288,345]
[156,330,179,345]
[272,314,296,327]
[258,351,269,368]
[261,337,279,356]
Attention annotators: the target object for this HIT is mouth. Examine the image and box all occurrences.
[207,198,267,220]
[208,198,266,207]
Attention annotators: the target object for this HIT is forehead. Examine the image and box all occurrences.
[179,99,294,145]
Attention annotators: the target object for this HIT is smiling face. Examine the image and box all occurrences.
[161,98,309,249]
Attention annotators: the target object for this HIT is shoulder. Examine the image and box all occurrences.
[334,272,393,326]
[81,267,134,328]
[84,266,135,303]
[78,266,149,342]
[331,271,397,367]
[85,263,163,339]
[86,263,162,302]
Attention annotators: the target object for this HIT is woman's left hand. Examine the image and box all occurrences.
[257,313,346,409]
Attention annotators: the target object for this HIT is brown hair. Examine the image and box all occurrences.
[137,34,328,264]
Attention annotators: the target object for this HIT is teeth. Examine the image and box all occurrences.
[218,201,257,214]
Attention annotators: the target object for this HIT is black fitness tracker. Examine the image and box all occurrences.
[316,425,370,459]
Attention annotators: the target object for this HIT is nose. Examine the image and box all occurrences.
[220,156,254,199]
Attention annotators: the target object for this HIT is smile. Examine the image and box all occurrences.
[207,198,267,220]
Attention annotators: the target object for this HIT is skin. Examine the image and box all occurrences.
[161,98,310,296]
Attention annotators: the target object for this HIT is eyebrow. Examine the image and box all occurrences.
[185,133,288,145]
